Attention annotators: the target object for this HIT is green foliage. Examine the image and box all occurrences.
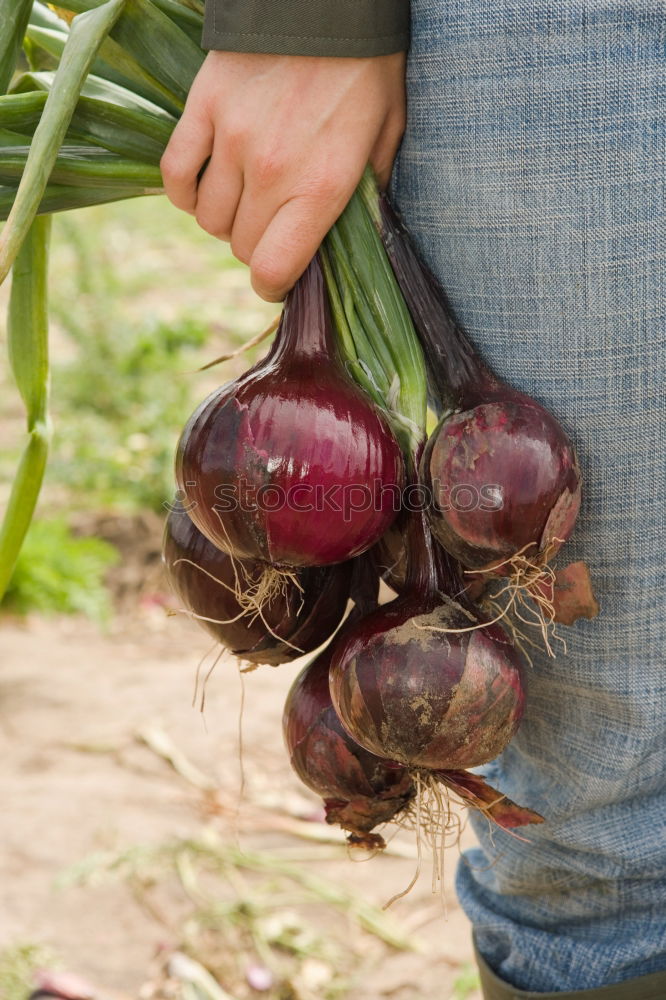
[0,0,127,284]
[451,962,481,999]
[0,942,59,1000]
[48,211,210,512]
[2,519,119,622]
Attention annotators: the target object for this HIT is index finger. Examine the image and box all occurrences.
[248,185,355,301]
[161,107,215,214]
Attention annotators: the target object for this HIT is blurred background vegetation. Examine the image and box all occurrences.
[0,194,276,622]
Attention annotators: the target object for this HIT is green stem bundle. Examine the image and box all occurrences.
[323,169,429,462]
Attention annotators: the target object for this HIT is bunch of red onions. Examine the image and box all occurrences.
[163,168,592,868]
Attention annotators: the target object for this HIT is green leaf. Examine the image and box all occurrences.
[58,0,204,27]
[26,13,183,116]
[29,3,71,33]
[0,183,153,221]
[0,91,47,133]
[71,94,174,161]
[0,144,163,188]
[0,89,173,164]
[0,0,127,286]
[7,217,51,426]
[59,0,205,46]
[0,91,176,166]
[93,35,185,114]
[11,69,175,119]
[0,0,33,94]
[0,128,42,148]
[151,0,203,46]
[110,0,203,106]
[0,215,52,601]
[54,0,204,104]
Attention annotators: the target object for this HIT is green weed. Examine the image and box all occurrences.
[2,518,118,622]
[451,962,481,999]
[0,942,59,1000]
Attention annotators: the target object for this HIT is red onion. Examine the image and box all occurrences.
[372,188,581,576]
[163,509,352,666]
[283,641,414,847]
[421,399,582,573]
[329,500,526,772]
[176,256,404,568]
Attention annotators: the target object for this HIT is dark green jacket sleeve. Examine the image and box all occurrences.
[202,1,410,58]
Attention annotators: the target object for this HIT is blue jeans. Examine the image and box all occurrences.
[393,1,666,992]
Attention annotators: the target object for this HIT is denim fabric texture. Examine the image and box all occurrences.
[393,1,666,992]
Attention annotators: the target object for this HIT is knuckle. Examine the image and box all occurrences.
[160,149,186,186]
[302,170,346,211]
[252,146,288,187]
[310,171,340,204]
[224,113,249,154]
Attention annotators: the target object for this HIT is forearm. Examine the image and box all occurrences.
[202,0,410,57]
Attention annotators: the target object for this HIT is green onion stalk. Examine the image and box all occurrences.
[322,168,429,470]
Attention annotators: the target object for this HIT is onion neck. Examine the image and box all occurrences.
[404,507,478,610]
[402,449,474,605]
[279,254,339,363]
[373,186,499,413]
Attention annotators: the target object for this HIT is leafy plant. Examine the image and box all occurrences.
[0,942,59,1000]
[451,962,481,1000]
[44,210,210,513]
[2,518,119,622]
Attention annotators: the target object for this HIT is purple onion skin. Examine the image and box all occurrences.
[329,591,526,771]
[421,399,582,572]
[163,510,352,666]
[284,644,414,836]
[176,257,404,568]
[377,194,581,570]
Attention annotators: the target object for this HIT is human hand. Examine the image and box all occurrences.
[160,51,406,301]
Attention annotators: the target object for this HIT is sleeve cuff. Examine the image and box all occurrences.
[202,1,410,58]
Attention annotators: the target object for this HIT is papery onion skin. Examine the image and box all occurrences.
[163,509,352,666]
[421,400,582,572]
[284,644,414,837]
[329,594,526,771]
[176,257,404,568]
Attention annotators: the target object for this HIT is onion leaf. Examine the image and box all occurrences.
[0,216,52,600]
[0,145,163,188]
[0,183,153,220]
[54,0,204,103]
[0,0,33,94]
[0,0,127,286]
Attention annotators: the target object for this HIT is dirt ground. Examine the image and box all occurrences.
[0,595,483,1000]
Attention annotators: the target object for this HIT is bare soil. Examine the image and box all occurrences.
[0,596,482,1000]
